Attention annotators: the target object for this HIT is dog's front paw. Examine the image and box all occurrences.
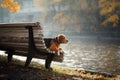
[57,51,60,56]
[60,49,65,54]
[59,48,62,50]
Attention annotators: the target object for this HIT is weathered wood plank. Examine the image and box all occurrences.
[0,33,43,37]
[0,39,44,44]
[0,42,46,47]
[0,36,45,44]
[0,29,42,33]
[13,50,63,62]
[0,45,47,51]
[0,22,41,28]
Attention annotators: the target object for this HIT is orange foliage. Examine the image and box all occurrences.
[102,14,119,27]
[99,0,115,15]
[99,0,120,27]
[0,0,20,13]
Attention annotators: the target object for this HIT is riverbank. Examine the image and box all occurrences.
[0,55,119,80]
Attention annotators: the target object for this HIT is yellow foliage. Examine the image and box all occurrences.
[99,0,120,27]
[0,0,20,13]
[100,7,113,16]
[99,0,116,15]
[102,14,119,27]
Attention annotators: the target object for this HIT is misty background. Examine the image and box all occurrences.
[1,0,120,39]
[0,0,120,75]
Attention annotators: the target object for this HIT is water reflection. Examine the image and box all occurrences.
[60,38,120,75]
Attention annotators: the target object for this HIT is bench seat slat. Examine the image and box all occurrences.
[13,50,63,62]
[0,45,47,51]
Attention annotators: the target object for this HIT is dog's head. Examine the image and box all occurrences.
[56,34,68,44]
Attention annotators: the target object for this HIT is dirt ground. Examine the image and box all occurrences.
[0,55,118,80]
[0,59,84,80]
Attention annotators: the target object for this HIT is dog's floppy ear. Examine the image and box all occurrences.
[55,37,58,41]
[57,34,64,43]
[57,34,62,42]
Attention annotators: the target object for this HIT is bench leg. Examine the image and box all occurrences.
[25,54,33,67]
[45,54,55,71]
[24,26,35,67]
[6,50,14,63]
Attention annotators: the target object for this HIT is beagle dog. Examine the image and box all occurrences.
[45,34,68,71]
[49,34,68,55]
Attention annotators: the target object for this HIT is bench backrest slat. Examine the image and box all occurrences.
[0,22,40,28]
[0,22,46,51]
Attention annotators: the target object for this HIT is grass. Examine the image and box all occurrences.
[0,55,119,80]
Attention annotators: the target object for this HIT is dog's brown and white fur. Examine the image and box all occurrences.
[45,34,68,71]
[49,34,68,55]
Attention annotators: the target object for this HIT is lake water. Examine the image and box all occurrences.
[0,37,120,75]
[59,37,120,75]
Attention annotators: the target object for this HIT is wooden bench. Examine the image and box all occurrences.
[0,22,64,68]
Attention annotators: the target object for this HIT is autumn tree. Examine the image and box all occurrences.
[99,0,120,27]
[34,0,99,33]
[0,0,20,12]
